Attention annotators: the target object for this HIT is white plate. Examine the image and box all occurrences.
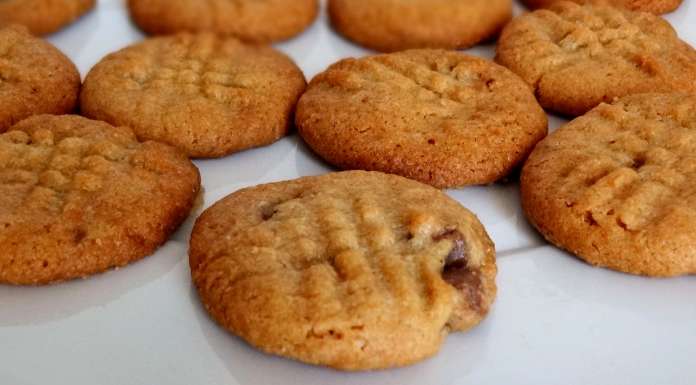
[2,1,695,384]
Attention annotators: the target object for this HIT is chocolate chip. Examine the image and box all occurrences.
[443,263,483,314]
[434,227,483,314]
[261,205,278,221]
[73,228,87,244]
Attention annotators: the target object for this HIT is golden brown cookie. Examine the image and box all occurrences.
[0,115,200,285]
[496,2,696,117]
[81,33,306,158]
[328,0,512,52]
[521,0,682,15]
[521,93,696,277]
[0,0,95,36]
[296,49,548,188]
[190,171,497,370]
[0,25,80,133]
[127,0,318,43]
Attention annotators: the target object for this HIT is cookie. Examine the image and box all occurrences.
[521,93,696,277]
[0,115,200,285]
[496,2,696,116]
[296,49,548,188]
[520,0,682,15]
[80,33,306,158]
[127,0,318,43]
[0,0,95,36]
[190,171,497,370]
[328,0,512,52]
[0,25,80,133]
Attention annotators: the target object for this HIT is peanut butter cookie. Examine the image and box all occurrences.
[328,0,512,52]
[127,0,318,43]
[296,49,548,188]
[496,2,696,116]
[0,115,200,285]
[190,171,497,370]
[0,0,95,36]
[81,33,306,158]
[521,93,696,277]
[521,0,682,15]
[0,25,80,133]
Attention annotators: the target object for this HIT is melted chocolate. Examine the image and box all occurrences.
[433,228,483,313]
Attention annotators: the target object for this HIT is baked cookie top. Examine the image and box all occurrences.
[0,0,95,35]
[81,33,306,158]
[127,0,318,43]
[190,171,496,370]
[328,0,512,52]
[296,49,548,188]
[521,0,682,15]
[0,25,80,132]
[0,115,200,285]
[496,1,696,116]
[521,93,696,277]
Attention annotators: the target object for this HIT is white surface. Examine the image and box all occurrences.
[1,1,695,384]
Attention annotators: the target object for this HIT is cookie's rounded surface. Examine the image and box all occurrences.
[0,25,80,133]
[496,2,696,116]
[0,0,95,36]
[190,171,497,370]
[296,50,548,188]
[81,33,306,158]
[521,93,696,277]
[0,115,200,285]
[127,0,318,43]
[328,0,512,52]
[521,0,682,15]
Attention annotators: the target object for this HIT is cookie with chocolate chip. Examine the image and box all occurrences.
[0,115,200,285]
[80,33,306,158]
[521,93,696,277]
[296,49,548,188]
[496,1,696,116]
[328,0,512,52]
[127,0,318,43]
[189,171,497,370]
[0,25,81,133]
[0,0,95,36]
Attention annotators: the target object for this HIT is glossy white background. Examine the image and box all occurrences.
[1,1,695,384]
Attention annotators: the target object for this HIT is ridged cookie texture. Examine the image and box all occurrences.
[127,0,318,43]
[0,0,95,36]
[0,115,200,285]
[190,171,497,370]
[520,0,682,15]
[80,33,306,158]
[296,49,548,188]
[521,93,696,277]
[0,25,80,133]
[496,2,696,116]
[328,0,512,52]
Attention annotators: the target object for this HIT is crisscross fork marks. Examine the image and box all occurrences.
[534,4,673,75]
[127,35,253,103]
[364,56,481,109]
[1,128,137,216]
[559,100,696,233]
